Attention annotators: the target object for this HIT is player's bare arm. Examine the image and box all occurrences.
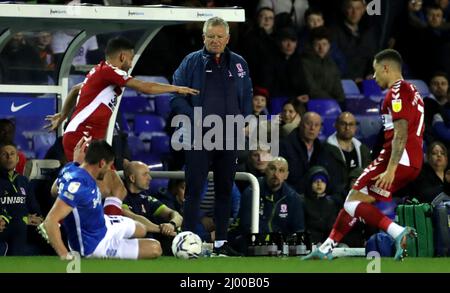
[373,118,408,190]
[44,83,82,132]
[122,207,164,235]
[125,78,199,96]
[43,198,74,260]
[157,206,183,235]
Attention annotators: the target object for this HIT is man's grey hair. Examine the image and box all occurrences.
[203,17,230,35]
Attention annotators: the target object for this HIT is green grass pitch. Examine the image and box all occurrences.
[0,256,449,273]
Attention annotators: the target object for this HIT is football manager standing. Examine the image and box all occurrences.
[170,16,253,256]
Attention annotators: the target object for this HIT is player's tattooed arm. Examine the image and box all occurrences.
[389,119,408,170]
[374,119,408,190]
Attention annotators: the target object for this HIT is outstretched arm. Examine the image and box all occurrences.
[122,207,166,235]
[44,83,83,132]
[43,198,73,259]
[125,79,199,96]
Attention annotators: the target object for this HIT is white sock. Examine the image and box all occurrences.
[214,240,226,248]
[387,222,405,239]
[318,238,336,254]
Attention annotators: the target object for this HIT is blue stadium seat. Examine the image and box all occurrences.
[135,75,169,85]
[307,99,342,117]
[345,98,380,115]
[127,135,146,156]
[154,94,172,119]
[341,79,360,95]
[406,79,429,97]
[354,114,382,148]
[134,114,165,135]
[149,178,169,195]
[269,96,289,115]
[119,96,153,114]
[68,74,86,89]
[362,79,382,97]
[151,134,170,155]
[33,132,56,159]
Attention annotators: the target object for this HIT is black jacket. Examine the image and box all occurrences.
[0,168,40,220]
[280,129,329,194]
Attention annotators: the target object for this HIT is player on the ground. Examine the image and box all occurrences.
[41,139,162,260]
[303,49,424,261]
[44,36,199,161]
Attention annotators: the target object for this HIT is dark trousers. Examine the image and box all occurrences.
[183,149,237,241]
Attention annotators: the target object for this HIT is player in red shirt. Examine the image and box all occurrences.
[45,37,199,161]
[303,49,423,261]
[44,37,198,216]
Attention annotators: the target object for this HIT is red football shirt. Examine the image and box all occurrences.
[381,79,424,169]
[64,61,133,140]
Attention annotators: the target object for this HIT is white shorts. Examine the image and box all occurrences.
[88,215,139,260]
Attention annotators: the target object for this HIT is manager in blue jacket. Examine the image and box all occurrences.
[170,16,253,256]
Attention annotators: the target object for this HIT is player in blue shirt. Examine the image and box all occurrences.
[42,138,162,260]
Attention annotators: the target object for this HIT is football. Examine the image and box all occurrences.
[171,231,203,259]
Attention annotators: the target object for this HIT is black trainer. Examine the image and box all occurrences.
[213,242,243,257]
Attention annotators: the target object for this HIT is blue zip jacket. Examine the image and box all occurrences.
[170,47,253,119]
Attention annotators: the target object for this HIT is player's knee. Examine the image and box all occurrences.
[133,221,147,238]
[139,239,162,259]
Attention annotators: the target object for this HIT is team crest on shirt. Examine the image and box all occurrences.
[20,187,26,195]
[392,99,402,112]
[279,204,288,218]
[68,181,81,193]
[236,63,246,78]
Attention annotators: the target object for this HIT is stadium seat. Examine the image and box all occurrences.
[127,135,146,157]
[269,96,289,115]
[341,79,360,95]
[154,94,172,119]
[406,79,430,97]
[362,79,382,97]
[149,178,169,195]
[135,75,169,85]
[33,132,56,159]
[354,114,382,148]
[68,74,86,89]
[120,96,153,114]
[307,99,342,117]
[345,98,380,115]
[134,114,165,134]
[151,133,170,155]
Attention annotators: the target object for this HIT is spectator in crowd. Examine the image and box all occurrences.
[123,161,183,254]
[301,27,345,105]
[35,31,55,74]
[155,178,186,215]
[257,0,309,29]
[170,17,252,256]
[323,112,371,201]
[240,7,278,88]
[239,157,305,236]
[297,7,347,73]
[280,99,302,138]
[51,30,100,67]
[424,72,449,144]
[301,166,338,245]
[0,119,26,175]
[123,161,183,233]
[407,141,450,203]
[331,0,378,82]
[267,27,309,105]
[0,142,43,255]
[1,32,46,84]
[280,111,329,194]
[252,86,269,116]
[237,147,272,192]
